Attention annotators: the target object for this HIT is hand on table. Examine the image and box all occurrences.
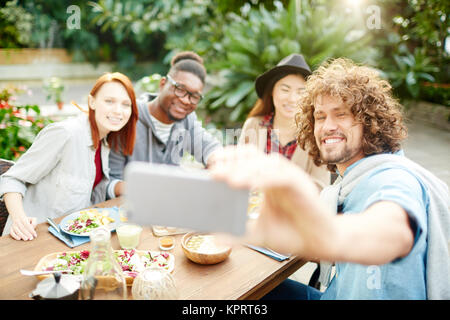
[10,215,37,241]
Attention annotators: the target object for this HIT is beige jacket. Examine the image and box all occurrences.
[0,115,110,235]
[239,116,330,190]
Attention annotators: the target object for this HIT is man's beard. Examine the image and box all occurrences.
[318,135,363,165]
[320,145,356,165]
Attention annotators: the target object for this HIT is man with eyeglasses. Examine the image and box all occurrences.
[107,51,222,198]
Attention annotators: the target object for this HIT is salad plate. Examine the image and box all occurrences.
[60,207,120,237]
[115,250,175,283]
[34,250,175,286]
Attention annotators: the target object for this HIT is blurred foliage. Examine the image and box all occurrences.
[421,83,450,107]
[196,0,377,128]
[134,73,161,96]
[86,0,211,71]
[43,77,65,104]
[396,0,448,80]
[0,0,448,114]
[374,0,449,105]
[216,0,290,14]
[0,0,33,48]
[383,44,439,99]
[0,0,167,77]
[0,85,52,160]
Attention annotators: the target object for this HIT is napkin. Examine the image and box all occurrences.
[245,244,290,262]
[48,226,90,248]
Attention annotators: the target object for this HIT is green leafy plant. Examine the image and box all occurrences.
[85,0,291,75]
[0,0,34,48]
[421,83,450,107]
[43,77,65,108]
[386,45,439,99]
[198,0,378,128]
[87,0,212,71]
[376,0,448,105]
[0,85,52,160]
[135,73,162,96]
[392,0,449,82]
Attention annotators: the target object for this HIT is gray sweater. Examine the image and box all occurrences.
[108,94,222,197]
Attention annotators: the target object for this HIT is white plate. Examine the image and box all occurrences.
[60,208,121,237]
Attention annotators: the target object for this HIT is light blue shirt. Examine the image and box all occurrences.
[321,153,429,300]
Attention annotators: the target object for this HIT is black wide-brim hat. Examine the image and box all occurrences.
[255,53,312,98]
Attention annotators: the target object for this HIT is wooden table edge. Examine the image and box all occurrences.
[238,256,307,300]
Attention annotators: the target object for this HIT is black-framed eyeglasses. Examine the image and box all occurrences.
[166,75,203,105]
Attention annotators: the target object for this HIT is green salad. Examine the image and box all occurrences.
[65,209,114,234]
[43,251,90,275]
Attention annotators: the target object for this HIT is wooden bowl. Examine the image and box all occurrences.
[181,232,232,265]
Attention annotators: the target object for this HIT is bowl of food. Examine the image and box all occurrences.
[181,232,232,265]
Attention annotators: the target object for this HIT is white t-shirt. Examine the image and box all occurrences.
[150,115,174,144]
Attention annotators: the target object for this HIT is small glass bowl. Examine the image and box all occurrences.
[159,236,174,251]
[131,267,178,300]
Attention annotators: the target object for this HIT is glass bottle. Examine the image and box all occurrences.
[80,227,127,300]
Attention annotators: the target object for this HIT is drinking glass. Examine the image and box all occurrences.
[116,223,143,249]
[247,189,263,219]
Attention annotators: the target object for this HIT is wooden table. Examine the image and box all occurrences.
[0,198,306,300]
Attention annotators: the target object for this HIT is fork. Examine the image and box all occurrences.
[20,269,74,276]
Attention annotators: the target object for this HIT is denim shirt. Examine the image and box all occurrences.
[0,115,110,235]
[321,153,429,299]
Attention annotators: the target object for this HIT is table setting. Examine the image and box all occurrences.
[0,197,305,300]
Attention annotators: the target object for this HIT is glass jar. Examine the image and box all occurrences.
[80,227,127,300]
[131,267,178,300]
[247,188,263,219]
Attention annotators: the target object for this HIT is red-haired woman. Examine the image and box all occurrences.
[0,72,138,241]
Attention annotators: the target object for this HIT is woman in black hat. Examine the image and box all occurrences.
[239,53,330,189]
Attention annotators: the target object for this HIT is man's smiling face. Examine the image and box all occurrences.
[158,71,203,122]
[313,94,365,174]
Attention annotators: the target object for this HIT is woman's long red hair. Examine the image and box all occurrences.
[88,72,138,156]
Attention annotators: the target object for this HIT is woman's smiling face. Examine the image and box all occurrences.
[89,81,133,139]
[272,74,306,120]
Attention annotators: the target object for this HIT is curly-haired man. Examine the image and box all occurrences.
[211,58,449,300]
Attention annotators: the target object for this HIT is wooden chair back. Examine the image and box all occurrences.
[0,159,15,235]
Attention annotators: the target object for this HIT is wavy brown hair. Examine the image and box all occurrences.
[296,58,407,172]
